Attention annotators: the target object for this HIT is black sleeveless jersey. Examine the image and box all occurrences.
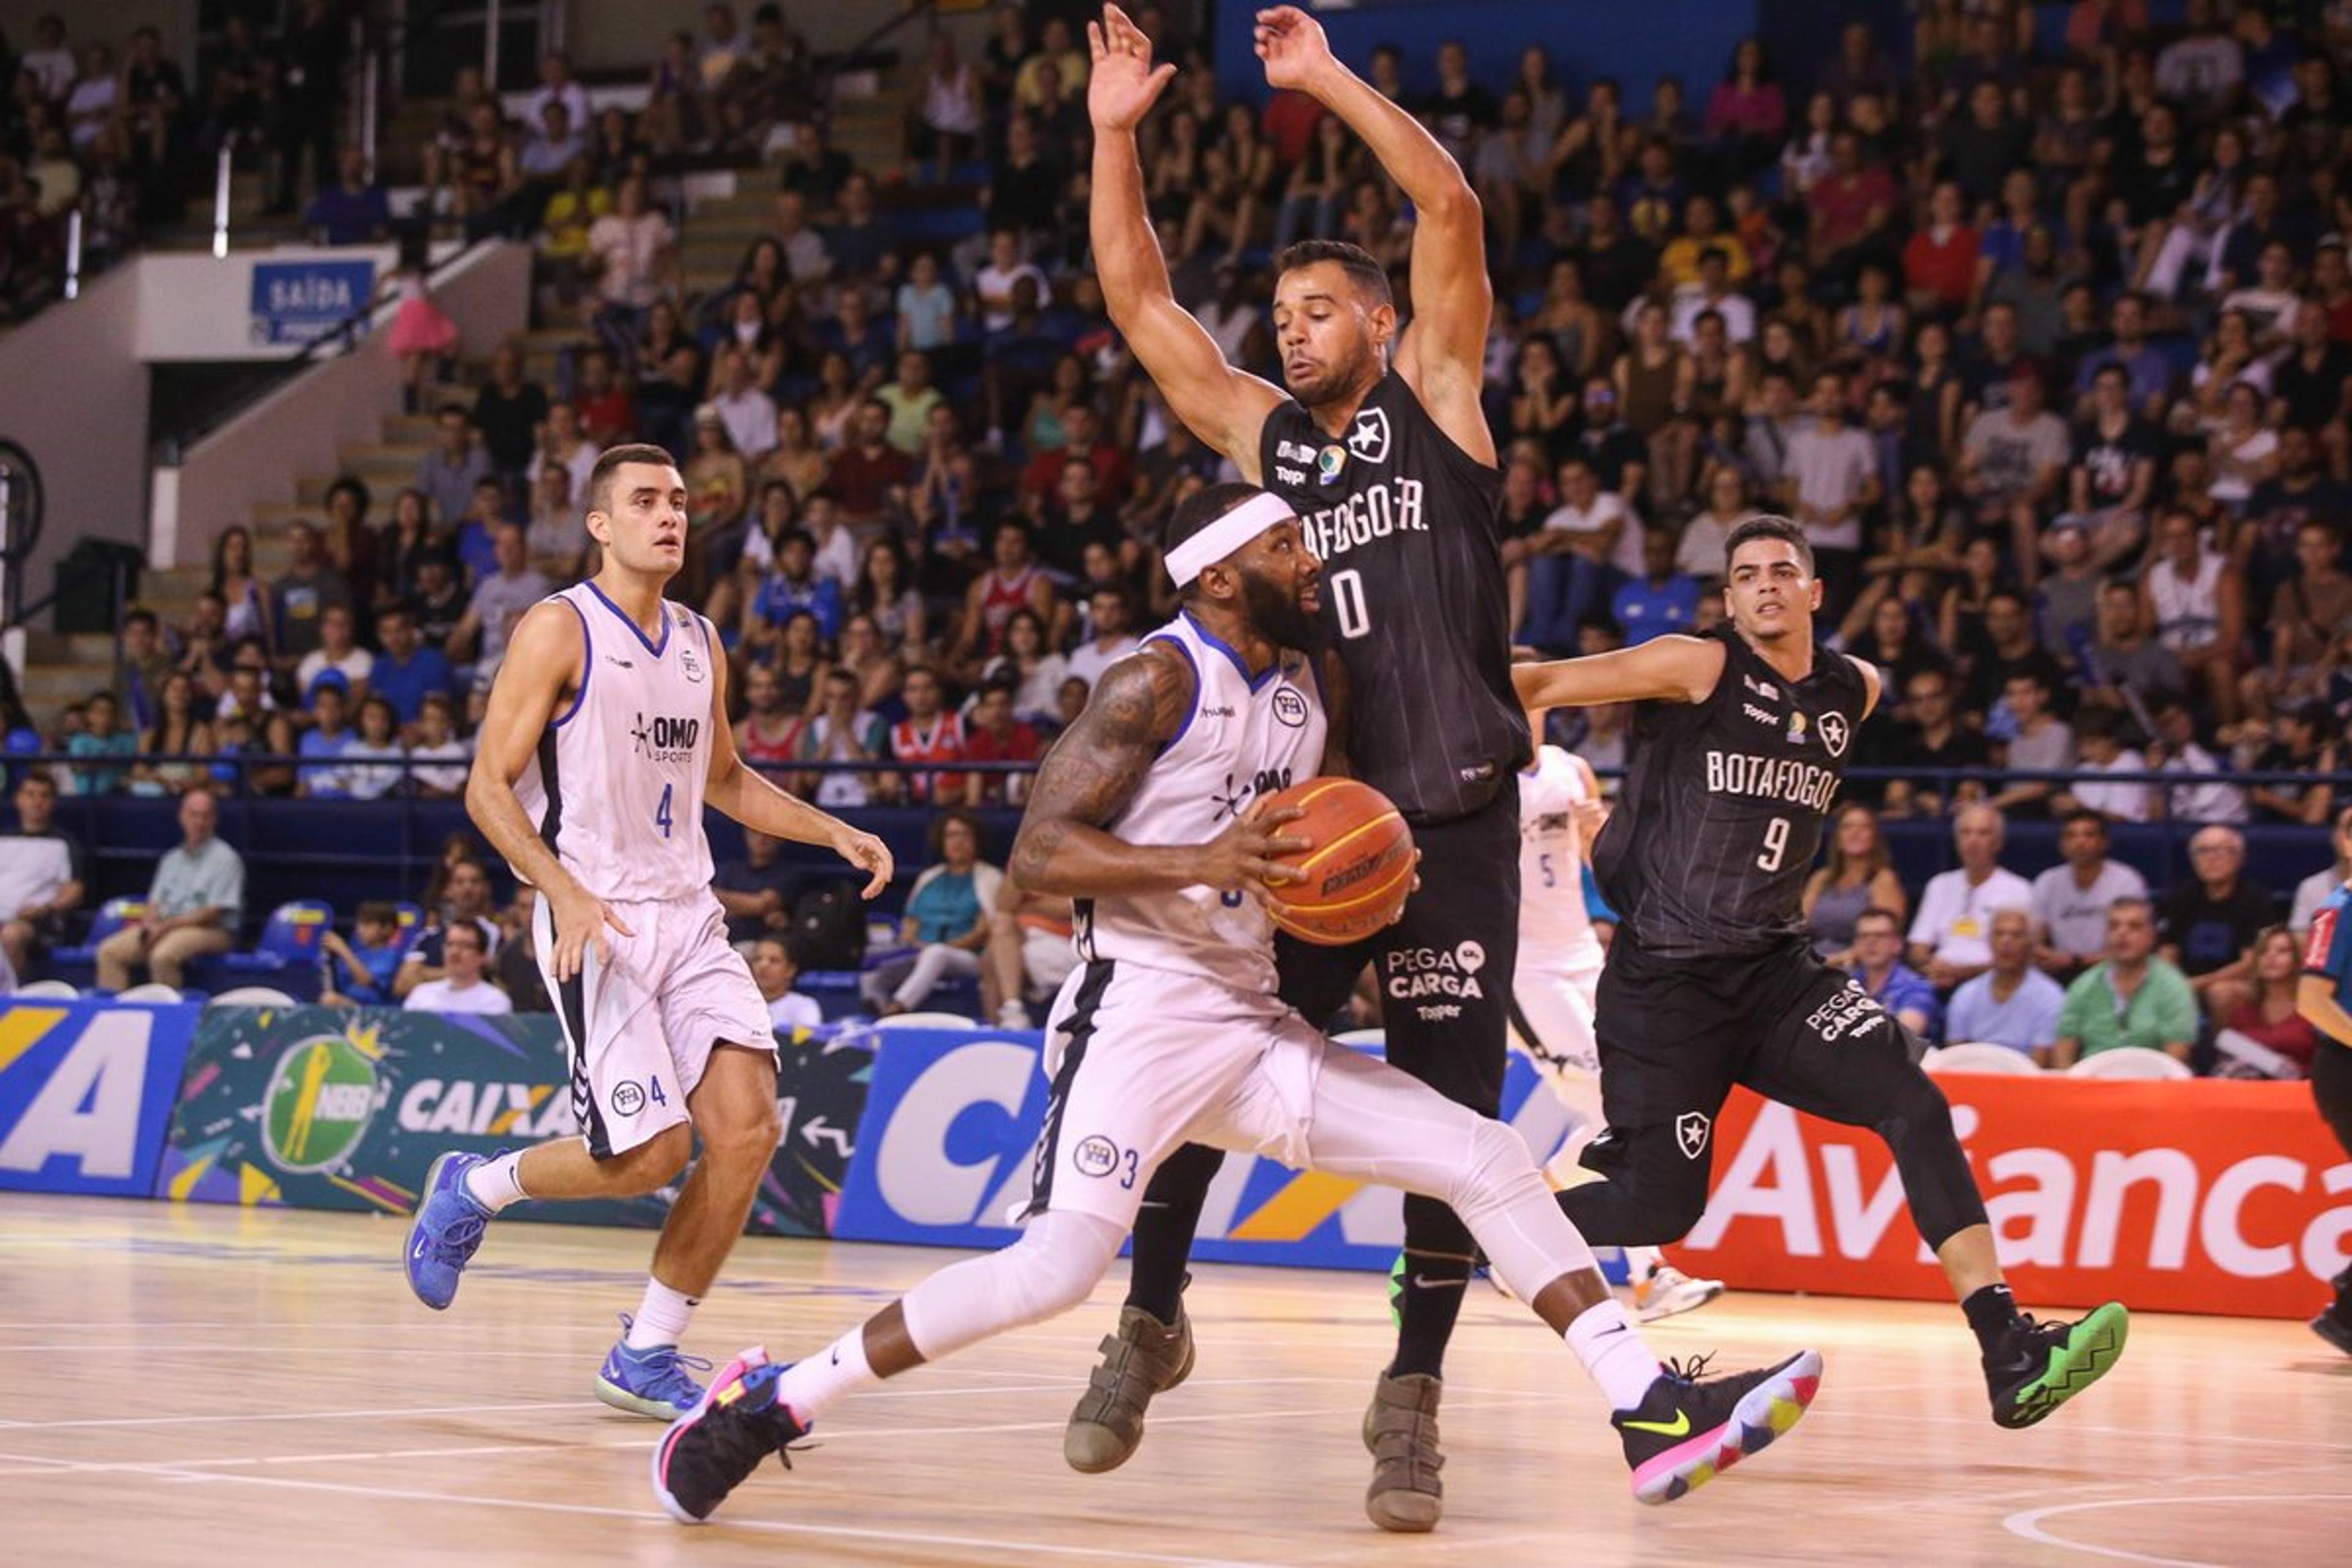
[1256,371,1528,824]
[1592,625,1871,959]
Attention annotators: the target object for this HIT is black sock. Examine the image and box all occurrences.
[1962,1283,2023,1355]
[1389,1251,1474,1379]
[1123,1142,1223,1322]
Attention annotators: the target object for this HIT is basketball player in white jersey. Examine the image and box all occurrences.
[403,443,894,1421]
[649,484,1823,1525]
[1510,709,1725,1322]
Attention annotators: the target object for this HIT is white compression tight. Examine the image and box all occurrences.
[1294,1044,1599,1302]
[898,1208,1128,1362]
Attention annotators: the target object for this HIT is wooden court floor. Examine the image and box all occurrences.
[1,1196,2346,1566]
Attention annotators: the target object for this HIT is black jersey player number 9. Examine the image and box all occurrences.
[1329,568,1371,639]
[1758,815,1790,873]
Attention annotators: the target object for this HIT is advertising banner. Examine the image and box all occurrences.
[1673,1080,2352,1319]
[0,999,202,1197]
[249,258,377,347]
[832,1028,1577,1271]
[156,1006,872,1237]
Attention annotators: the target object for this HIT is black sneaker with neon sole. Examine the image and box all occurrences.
[1613,1349,1822,1506]
[651,1349,807,1525]
[1986,1302,2130,1429]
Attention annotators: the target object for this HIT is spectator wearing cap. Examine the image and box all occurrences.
[96,786,243,993]
[963,674,1042,808]
[296,676,356,798]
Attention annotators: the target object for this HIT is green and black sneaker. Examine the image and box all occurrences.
[1986,1301,2130,1429]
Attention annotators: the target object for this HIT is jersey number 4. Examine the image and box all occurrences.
[655,783,674,839]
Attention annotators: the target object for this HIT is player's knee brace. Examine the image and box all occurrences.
[1448,1114,1551,1223]
[1873,1065,1988,1250]
[995,1210,1126,1325]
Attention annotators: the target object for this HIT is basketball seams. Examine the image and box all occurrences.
[1292,809,1407,880]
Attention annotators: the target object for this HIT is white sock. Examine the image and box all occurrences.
[625,1278,699,1349]
[770,1325,876,1425]
[1566,1299,1664,1412]
[462,1152,530,1214]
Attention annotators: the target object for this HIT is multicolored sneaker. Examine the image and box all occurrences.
[651,1349,806,1525]
[1986,1302,2129,1428]
[597,1314,714,1419]
[1632,1263,1727,1324]
[402,1151,491,1311]
[1615,1349,1822,1505]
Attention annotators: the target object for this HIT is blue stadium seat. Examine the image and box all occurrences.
[189,900,337,1000]
[45,895,149,990]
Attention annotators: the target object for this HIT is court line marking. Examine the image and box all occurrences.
[51,1464,1300,1568]
[0,1399,594,1431]
[2002,1491,2352,1567]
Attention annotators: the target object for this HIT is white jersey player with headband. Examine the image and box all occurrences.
[646,478,1823,1529]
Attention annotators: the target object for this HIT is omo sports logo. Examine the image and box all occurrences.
[262,1033,382,1173]
[630,711,702,763]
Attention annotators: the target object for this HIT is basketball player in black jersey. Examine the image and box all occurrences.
[1516,514,2130,1431]
[1073,6,1526,1529]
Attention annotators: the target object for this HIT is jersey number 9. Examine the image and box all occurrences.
[1757,815,1790,873]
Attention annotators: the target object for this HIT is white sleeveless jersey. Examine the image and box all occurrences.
[513,584,718,903]
[1073,611,1329,998]
[1518,745,1604,967]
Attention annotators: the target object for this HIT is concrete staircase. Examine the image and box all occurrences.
[22,66,937,723]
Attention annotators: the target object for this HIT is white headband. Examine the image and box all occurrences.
[1165,491,1298,587]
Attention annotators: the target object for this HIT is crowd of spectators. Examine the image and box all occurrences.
[0,2,349,318]
[9,4,2352,1036]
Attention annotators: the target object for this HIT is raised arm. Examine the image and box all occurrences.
[1011,643,1306,899]
[1513,633,1726,713]
[1088,7,1283,475]
[1255,6,1492,462]
[701,619,892,897]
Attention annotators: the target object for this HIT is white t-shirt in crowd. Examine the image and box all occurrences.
[2073,748,2156,823]
[768,991,824,1033]
[2030,859,2150,959]
[1542,492,1645,578]
[298,647,375,695]
[1909,866,2034,968]
[404,976,514,1016]
[1066,635,1141,693]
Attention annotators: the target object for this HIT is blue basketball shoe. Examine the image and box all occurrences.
[403,1151,492,1310]
[597,1314,713,1419]
[651,1349,807,1524]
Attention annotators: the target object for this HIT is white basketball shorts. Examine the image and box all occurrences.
[535,888,778,1159]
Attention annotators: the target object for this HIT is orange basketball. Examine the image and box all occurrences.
[1257,777,1417,946]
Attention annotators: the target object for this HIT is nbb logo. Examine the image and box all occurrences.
[262,1035,383,1173]
[1678,1086,2352,1319]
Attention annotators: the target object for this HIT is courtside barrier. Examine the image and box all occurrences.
[832,1027,1579,1270]
[0,997,202,1197]
[1673,1080,2351,1319]
[152,1004,872,1237]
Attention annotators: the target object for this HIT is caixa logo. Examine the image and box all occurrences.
[396,1078,576,1141]
[835,1030,1053,1246]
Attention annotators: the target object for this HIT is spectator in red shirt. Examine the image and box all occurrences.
[1806,130,1896,285]
[826,398,917,524]
[1261,87,1326,167]
[888,663,968,804]
[1902,180,1981,317]
[570,345,636,445]
[962,673,1042,807]
[1020,402,1133,507]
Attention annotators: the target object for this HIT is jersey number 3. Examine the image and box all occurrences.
[1757,815,1790,872]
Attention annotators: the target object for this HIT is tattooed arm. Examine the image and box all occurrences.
[1011,644,1309,899]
